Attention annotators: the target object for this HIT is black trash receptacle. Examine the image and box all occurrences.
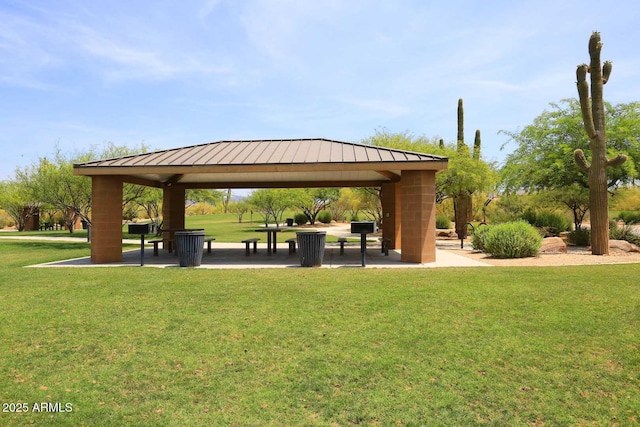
[296,231,326,267]
[175,231,205,267]
[286,218,294,227]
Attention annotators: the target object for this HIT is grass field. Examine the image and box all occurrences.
[1,213,359,244]
[0,237,638,426]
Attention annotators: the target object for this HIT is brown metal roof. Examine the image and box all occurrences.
[74,138,447,189]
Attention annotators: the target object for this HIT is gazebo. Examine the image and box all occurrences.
[73,138,448,264]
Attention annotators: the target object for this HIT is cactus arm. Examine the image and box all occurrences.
[574,149,590,173]
[576,64,596,139]
[602,61,612,84]
[473,129,481,160]
[607,154,627,168]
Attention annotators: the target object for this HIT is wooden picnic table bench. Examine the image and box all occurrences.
[338,237,348,255]
[149,236,215,256]
[242,238,260,256]
[285,237,297,254]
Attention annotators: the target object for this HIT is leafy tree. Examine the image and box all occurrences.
[227,201,250,223]
[364,128,496,216]
[16,153,91,233]
[135,187,163,232]
[500,98,639,228]
[297,188,340,225]
[356,187,383,225]
[12,142,150,233]
[328,188,355,222]
[0,179,39,231]
[186,189,224,209]
[247,189,300,227]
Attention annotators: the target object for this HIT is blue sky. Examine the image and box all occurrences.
[1,0,639,181]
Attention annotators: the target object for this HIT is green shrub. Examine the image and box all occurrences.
[521,209,571,236]
[436,214,451,229]
[568,227,591,246]
[350,213,361,222]
[483,221,542,259]
[484,194,531,224]
[294,213,309,226]
[317,210,333,224]
[470,224,492,252]
[609,221,640,246]
[616,211,640,225]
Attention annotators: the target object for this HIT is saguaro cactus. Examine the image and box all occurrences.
[453,98,481,240]
[574,31,627,255]
[473,130,481,161]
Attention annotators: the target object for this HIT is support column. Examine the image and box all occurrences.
[401,170,437,263]
[381,182,401,249]
[162,186,185,241]
[91,176,123,263]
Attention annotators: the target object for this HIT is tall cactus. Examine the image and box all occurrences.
[574,31,627,255]
[457,99,465,151]
[453,98,480,240]
[473,130,481,161]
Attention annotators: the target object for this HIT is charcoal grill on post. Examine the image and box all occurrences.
[128,223,154,266]
[350,221,378,267]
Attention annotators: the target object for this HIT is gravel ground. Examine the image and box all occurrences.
[447,245,640,267]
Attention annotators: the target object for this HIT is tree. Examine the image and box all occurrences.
[365,128,496,222]
[17,153,90,233]
[500,98,638,229]
[247,189,300,226]
[0,179,39,231]
[12,142,151,233]
[135,187,163,233]
[186,189,224,209]
[335,188,364,221]
[298,188,340,225]
[356,187,383,226]
[227,200,250,223]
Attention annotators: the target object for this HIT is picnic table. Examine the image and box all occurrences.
[255,227,285,255]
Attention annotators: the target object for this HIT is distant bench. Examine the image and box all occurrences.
[285,237,297,255]
[338,237,347,255]
[241,238,260,256]
[149,237,215,256]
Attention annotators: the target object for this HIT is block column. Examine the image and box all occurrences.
[400,170,437,263]
[91,176,123,263]
[162,186,185,241]
[381,182,401,249]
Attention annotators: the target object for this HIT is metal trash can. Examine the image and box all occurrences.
[175,231,205,267]
[296,231,326,267]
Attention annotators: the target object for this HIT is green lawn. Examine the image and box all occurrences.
[2,214,359,243]
[181,214,358,243]
[0,239,638,426]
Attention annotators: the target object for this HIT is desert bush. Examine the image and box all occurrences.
[484,194,533,224]
[568,227,591,246]
[317,210,332,224]
[436,214,451,229]
[470,224,492,252]
[186,202,215,216]
[521,209,571,236]
[609,220,640,246]
[294,212,309,226]
[483,221,542,259]
[616,211,640,225]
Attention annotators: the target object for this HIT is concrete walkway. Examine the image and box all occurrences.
[0,234,490,269]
